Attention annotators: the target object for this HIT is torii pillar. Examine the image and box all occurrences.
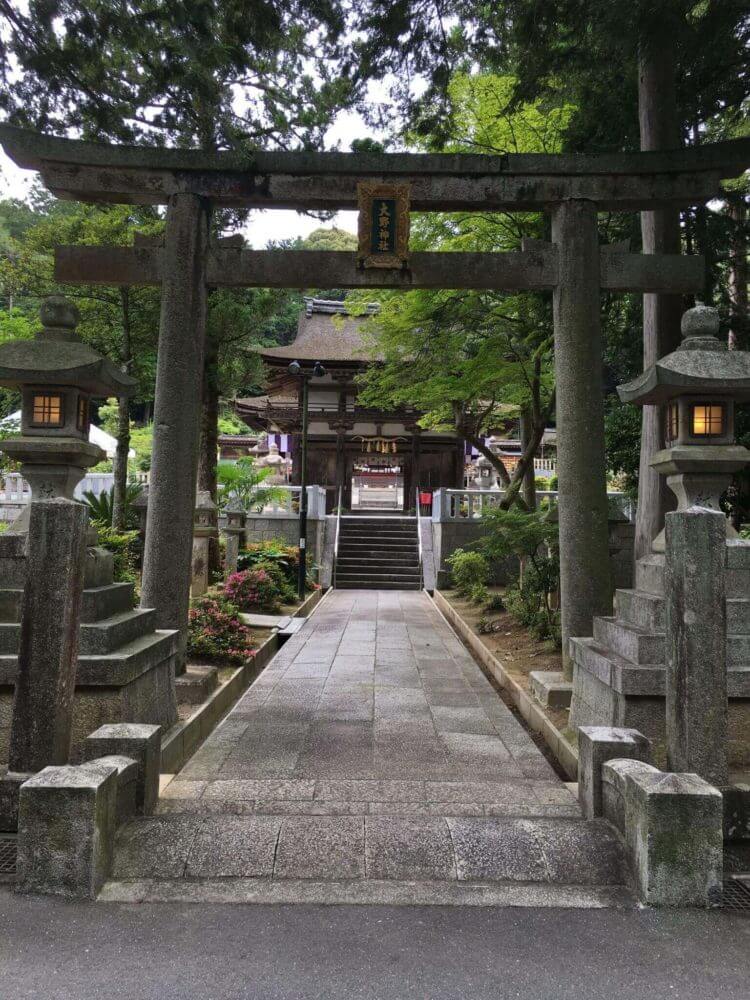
[551,200,612,678]
[140,194,211,672]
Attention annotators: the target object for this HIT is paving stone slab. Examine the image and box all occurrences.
[365,816,456,880]
[185,816,280,877]
[314,779,425,802]
[448,817,550,882]
[532,819,625,886]
[112,815,200,879]
[202,779,315,801]
[275,816,365,879]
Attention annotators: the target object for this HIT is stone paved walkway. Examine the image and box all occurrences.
[105,591,632,906]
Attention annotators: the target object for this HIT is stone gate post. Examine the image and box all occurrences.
[665,505,728,786]
[551,200,612,676]
[140,193,210,673]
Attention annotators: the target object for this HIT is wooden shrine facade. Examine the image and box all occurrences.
[236,299,464,512]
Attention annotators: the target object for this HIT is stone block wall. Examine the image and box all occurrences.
[243,515,326,575]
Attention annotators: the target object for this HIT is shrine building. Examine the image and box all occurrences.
[236,297,466,513]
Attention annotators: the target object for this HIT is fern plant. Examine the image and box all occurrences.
[83,482,143,528]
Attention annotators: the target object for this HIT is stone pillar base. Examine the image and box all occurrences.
[529,671,572,709]
[0,770,33,832]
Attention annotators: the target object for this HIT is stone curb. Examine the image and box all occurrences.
[431,590,579,780]
[160,587,328,774]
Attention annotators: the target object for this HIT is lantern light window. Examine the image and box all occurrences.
[77,395,89,433]
[667,402,679,443]
[691,403,725,438]
[31,393,64,427]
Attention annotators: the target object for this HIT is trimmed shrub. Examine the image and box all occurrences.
[446,548,490,598]
[188,592,257,666]
[237,540,298,584]
[470,582,490,606]
[224,566,294,612]
[96,525,140,585]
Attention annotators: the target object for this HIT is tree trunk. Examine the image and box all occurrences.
[112,286,132,532]
[519,406,537,510]
[728,193,748,350]
[198,337,221,576]
[634,16,684,561]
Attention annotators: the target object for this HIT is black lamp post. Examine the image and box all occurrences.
[289,359,326,599]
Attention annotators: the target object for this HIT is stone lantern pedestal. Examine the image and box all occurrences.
[0,300,178,828]
[568,305,750,775]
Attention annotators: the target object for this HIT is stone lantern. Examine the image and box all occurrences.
[191,490,218,597]
[618,303,750,551]
[0,296,135,532]
[222,498,247,575]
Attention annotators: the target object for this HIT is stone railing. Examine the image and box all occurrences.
[0,471,115,505]
[533,457,556,475]
[243,485,327,519]
[431,487,634,522]
[577,727,723,908]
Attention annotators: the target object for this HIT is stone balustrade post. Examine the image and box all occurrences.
[1,497,88,831]
[665,505,728,787]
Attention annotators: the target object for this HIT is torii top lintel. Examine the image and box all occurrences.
[1,125,748,213]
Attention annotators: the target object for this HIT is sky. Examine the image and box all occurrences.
[0,125,360,248]
[0,73,387,248]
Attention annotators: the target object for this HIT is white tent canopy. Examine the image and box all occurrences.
[0,411,135,459]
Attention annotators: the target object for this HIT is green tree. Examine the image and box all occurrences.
[0,1,353,151]
[0,199,163,527]
[357,76,566,509]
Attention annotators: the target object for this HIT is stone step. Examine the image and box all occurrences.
[0,629,178,687]
[0,588,22,621]
[0,607,158,656]
[336,580,422,591]
[617,588,750,636]
[338,541,418,552]
[636,544,750,600]
[592,616,665,665]
[728,599,750,634]
[339,514,417,531]
[0,534,27,587]
[634,555,664,596]
[570,636,665,696]
[588,616,750,671]
[615,589,665,631]
[336,573,422,585]
[105,814,627,900]
[176,664,220,705]
[81,582,136,623]
[337,556,420,569]
[340,527,417,535]
[0,582,136,626]
[75,630,178,685]
[79,607,158,655]
[339,533,418,544]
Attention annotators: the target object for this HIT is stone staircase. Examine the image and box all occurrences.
[335,516,421,590]
[0,534,178,763]
[569,541,750,755]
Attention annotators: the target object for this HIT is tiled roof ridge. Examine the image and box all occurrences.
[303,296,380,317]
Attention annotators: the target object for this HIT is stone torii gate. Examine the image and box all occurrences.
[1,125,747,677]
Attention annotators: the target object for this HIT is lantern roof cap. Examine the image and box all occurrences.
[0,295,136,397]
[617,304,750,405]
